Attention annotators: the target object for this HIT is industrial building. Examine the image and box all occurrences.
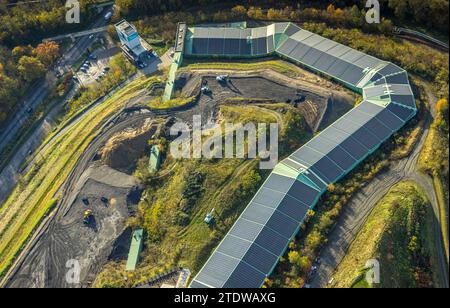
[148,145,161,173]
[126,229,144,271]
[172,22,417,288]
[115,19,152,63]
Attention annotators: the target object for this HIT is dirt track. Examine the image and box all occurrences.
[6,165,140,288]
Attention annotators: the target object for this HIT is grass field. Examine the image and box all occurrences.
[148,96,196,110]
[0,76,155,278]
[93,104,310,287]
[330,181,440,288]
[178,59,302,77]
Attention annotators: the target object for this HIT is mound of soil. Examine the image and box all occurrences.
[101,119,159,174]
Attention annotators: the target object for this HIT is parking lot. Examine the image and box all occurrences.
[74,45,121,86]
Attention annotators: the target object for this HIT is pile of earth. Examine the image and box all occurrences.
[101,119,160,174]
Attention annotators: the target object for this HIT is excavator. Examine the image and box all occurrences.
[83,209,93,225]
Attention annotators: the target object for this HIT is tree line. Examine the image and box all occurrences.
[114,0,449,34]
[0,41,59,125]
[0,0,102,127]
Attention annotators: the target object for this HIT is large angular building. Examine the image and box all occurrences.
[176,22,417,288]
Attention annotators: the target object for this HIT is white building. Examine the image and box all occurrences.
[115,19,151,62]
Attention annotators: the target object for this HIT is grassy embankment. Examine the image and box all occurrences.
[93,103,310,287]
[331,181,440,288]
[148,96,196,110]
[178,59,302,78]
[0,76,155,278]
[418,98,449,263]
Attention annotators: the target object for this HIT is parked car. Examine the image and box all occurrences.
[136,61,145,69]
[104,11,112,21]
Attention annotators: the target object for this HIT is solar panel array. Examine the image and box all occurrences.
[188,23,417,288]
[186,24,287,57]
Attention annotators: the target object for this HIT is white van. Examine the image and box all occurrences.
[104,12,112,21]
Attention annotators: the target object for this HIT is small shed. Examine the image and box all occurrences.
[126,229,144,271]
[148,145,161,173]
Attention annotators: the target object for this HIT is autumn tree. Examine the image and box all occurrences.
[18,56,45,82]
[436,99,449,115]
[12,45,33,60]
[327,183,336,192]
[34,41,60,67]
[267,8,281,20]
[247,6,263,20]
[288,250,312,273]
[231,5,247,18]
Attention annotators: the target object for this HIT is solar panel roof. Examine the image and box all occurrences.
[188,22,416,288]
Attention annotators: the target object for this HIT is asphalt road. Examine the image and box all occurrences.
[59,8,114,72]
[0,7,115,205]
[0,75,56,153]
[310,85,449,288]
[0,7,113,160]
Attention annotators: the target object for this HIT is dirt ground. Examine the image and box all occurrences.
[175,71,354,132]
[5,164,141,288]
[101,118,159,174]
[3,62,355,288]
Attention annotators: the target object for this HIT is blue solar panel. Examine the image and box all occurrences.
[223,262,266,288]
[263,173,296,194]
[352,126,381,150]
[287,180,321,205]
[242,244,279,275]
[310,156,344,182]
[327,146,357,171]
[364,118,393,141]
[192,38,208,54]
[277,194,309,221]
[189,22,416,289]
[386,102,415,121]
[339,135,369,159]
[375,108,404,131]
[254,227,289,256]
[391,94,416,109]
[208,38,224,55]
[224,38,241,55]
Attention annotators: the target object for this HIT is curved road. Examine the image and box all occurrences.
[311,84,449,288]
